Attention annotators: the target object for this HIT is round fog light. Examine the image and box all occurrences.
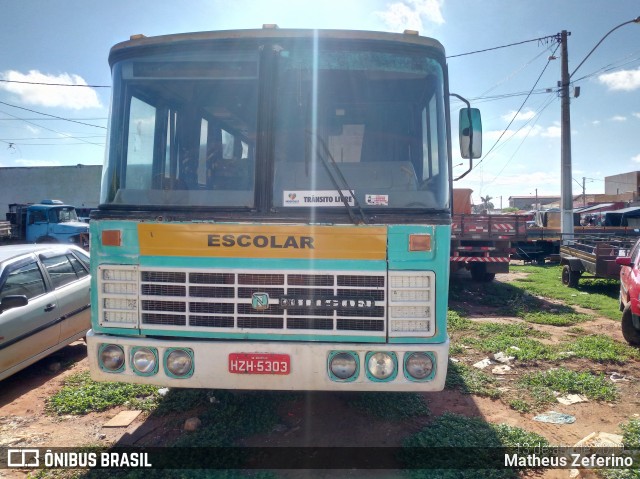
[366,352,397,381]
[100,344,125,372]
[329,352,358,380]
[405,352,434,381]
[165,348,194,378]
[132,347,157,375]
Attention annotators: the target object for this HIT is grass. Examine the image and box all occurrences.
[46,372,160,415]
[522,310,592,326]
[518,368,618,402]
[401,413,549,478]
[169,390,289,448]
[510,264,621,320]
[445,361,501,399]
[560,335,640,363]
[346,392,430,419]
[462,323,556,361]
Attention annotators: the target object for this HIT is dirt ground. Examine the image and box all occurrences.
[1,270,639,479]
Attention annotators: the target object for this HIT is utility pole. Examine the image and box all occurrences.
[560,30,573,241]
[582,177,586,207]
[558,17,639,241]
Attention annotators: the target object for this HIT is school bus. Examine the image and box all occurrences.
[87,26,481,391]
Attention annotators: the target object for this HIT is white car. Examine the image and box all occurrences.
[0,244,91,380]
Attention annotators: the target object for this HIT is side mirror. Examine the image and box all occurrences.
[0,295,28,314]
[616,257,633,267]
[459,108,482,159]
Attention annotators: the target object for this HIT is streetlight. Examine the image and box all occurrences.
[559,16,640,241]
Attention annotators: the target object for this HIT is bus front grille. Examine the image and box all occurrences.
[137,268,387,337]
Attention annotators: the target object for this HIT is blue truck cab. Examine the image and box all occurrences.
[25,200,89,246]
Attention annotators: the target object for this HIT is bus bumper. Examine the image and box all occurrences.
[87,330,449,392]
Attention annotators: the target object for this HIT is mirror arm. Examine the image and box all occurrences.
[450,93,473,181]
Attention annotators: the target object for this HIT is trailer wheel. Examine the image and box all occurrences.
[621,305,640,346]
[470,264,495,282]
[534,257,545,266]
[561,264,580,288]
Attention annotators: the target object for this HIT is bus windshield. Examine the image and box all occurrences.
[101,47,259,208]
[274,45,448,211]
[101,37,448,212]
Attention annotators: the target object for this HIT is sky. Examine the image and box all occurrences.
[0,0,639,208]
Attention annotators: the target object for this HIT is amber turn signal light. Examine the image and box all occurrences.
[409,234,431,252]
[102,230,122,247]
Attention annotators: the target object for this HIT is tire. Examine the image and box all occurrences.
[470,264,495,282]
[561,264,580,288]
[534,257,545,265]
[621,305,640,346]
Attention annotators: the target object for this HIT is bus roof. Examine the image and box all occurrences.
[109,28,445,64]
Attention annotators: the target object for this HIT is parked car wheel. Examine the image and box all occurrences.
[561,264,580,288]
[621,304,640,346]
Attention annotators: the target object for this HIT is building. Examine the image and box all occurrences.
[605,171,640,199]
[0,165,103,215]
[508,195,560,210]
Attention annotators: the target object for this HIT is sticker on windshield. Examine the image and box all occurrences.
[283,191,355,207]
[365,194,389,206]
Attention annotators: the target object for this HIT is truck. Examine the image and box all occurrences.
[87,27,482,392]
[1,200,89,247]
[450,189,527,281]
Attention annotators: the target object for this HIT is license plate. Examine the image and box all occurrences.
[228,353,290,375]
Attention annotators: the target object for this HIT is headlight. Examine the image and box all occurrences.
[132,347,158,375]
[329,352,358,381]
[100,344,125,372]
[165,348,194,378]
[366,352,397,381]
[405,352,434,381]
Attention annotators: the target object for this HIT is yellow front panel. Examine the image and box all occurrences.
[138,224,387,260]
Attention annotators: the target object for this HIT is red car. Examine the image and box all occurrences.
[616,241,640,345]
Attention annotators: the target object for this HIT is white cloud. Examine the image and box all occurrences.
[484,123,560,141]
[611,115,627,122]
[592,120,601,125]
[376,0,445,32]
[633,113,640,119]
[632,154,640,163]
[598,67,640,92]
[501,109,536,122]
[0,70,102,110]
[541,125,561,138]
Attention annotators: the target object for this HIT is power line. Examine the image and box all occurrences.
[0,135,105,140]
[472,43,561,172]
[4,142,105,146]
[0,78,110,88]
[484,95,557,187]
[0,117,107,121]
[0,101,107,129]
[0,109,103,147]
[447,34,558,58]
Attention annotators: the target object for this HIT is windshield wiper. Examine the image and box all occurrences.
[305,130,367,225]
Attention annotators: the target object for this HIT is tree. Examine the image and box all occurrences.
[480,195,494,213]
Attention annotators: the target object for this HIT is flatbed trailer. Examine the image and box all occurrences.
[512,226,640,265]
[559,235,636,287]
